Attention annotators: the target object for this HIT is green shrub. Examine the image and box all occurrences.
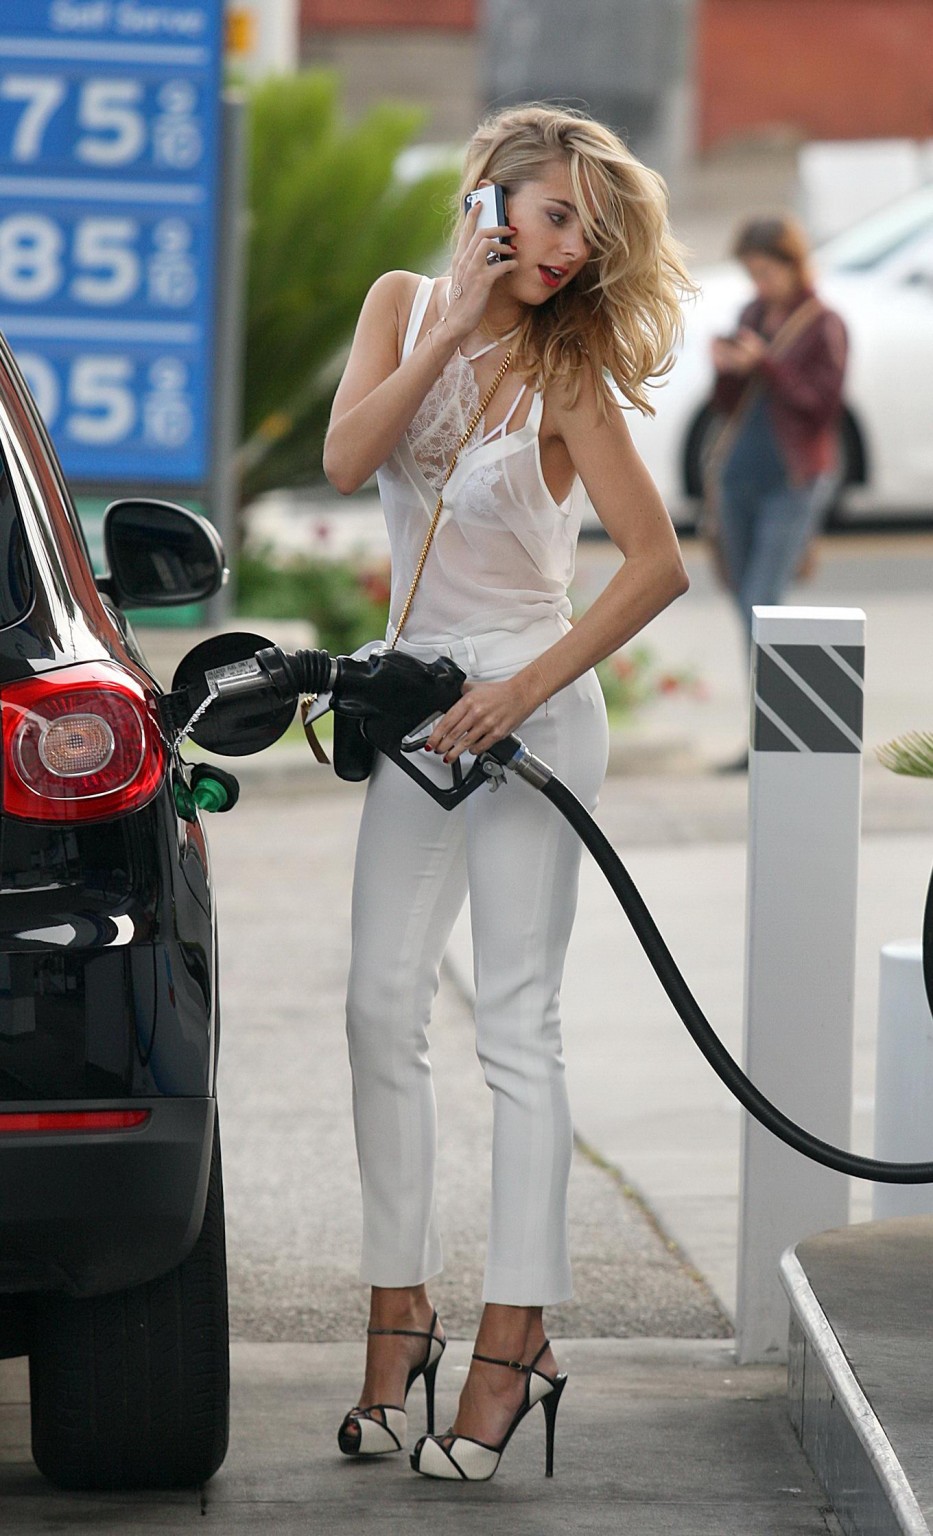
[596,646,706,720]
[236,549,390,656]
[238,71,459,504]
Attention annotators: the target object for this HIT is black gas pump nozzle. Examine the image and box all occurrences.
[164,634,534,808]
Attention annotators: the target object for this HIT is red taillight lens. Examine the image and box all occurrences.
[1,664,166,822]
[0,1109,150,1134]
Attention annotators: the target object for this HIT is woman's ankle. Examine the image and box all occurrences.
[474,1303,545,1362]
[367,1284,433,1332]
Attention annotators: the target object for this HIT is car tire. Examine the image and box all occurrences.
[684,403,866,524]
[28,1120,229,1491]
[682,402,725,501]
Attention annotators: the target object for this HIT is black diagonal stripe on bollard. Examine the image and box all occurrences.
[831,644,864,679]
[772,644,864,738]
[753,647,862,753]
[753,705,801,753]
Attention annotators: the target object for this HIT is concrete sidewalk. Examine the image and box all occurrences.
[0,1342,839,1533]
[3,535,932,1526]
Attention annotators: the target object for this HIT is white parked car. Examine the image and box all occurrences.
[620,184,933,527]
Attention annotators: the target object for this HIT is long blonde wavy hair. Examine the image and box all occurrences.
[453,104,695,416]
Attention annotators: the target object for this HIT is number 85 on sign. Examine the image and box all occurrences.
[0,212,199,311]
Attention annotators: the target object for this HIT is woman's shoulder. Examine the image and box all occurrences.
[359,269,432,323]
[361,268,420,311]
[367,270,438,305]
[540,360,608,432]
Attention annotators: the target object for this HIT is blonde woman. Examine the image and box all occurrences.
[323,103,691,1482]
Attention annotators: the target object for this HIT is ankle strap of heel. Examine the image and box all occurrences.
[471,1340,550,1374]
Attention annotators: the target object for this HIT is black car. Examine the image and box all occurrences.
[0,333,231,1491]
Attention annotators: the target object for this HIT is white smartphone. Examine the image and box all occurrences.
[463,184,512,258]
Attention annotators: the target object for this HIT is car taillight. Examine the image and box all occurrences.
[0,1110,150,1134]
[1,663,166,822]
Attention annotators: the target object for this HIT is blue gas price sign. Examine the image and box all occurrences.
[0,1,224,486]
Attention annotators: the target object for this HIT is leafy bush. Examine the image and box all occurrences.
[596,646,706,719]
[238,71,459,504]
[236,549,391,656]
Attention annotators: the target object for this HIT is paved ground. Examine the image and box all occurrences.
[211,775,730,1345]
[0,1342,841,1535]
[2,537,930,1528]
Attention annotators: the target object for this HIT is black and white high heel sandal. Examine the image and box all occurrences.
[409,1339,567,1481]
[337,1310,446,1457]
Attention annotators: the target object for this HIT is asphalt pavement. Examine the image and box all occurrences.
[3,533,932,1530]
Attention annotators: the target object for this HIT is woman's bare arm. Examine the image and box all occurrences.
[525,377,689,693]
[322,270,458,494]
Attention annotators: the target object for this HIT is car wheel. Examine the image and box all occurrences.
[683,402,723,500]
[684,404,867,525]
[823,410,867,528]
[28,1120,229,1491]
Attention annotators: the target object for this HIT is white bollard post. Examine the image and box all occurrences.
[736,606,864,1363]
[873,942,933,1220]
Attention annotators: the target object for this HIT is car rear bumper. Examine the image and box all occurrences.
[0,1096,214,1297]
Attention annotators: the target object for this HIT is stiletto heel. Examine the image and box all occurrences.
[541,1373,566,1477]
[422,1349,441,1435]
[337,1310,446,1457]
[410,1340,567,1482]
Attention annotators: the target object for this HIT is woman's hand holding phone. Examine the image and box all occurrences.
[712,327,767,376]
[444,188,517,342]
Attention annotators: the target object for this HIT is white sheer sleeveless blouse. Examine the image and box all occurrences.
[375,275,585,643]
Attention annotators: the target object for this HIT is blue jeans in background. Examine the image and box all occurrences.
[717,470,839,642]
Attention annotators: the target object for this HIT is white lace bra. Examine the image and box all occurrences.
[408,332,527,494]
[375,274,585,643]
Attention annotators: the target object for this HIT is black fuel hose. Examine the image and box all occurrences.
[539,773,933,1184]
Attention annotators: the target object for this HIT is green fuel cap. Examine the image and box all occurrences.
[191,776,228,813]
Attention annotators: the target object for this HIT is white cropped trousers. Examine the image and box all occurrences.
[345,620,609,1305]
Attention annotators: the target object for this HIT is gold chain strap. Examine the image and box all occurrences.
[389,349,512,648]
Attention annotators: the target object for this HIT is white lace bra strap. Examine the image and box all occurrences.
[526,389,545,432]
[401,275,434,361]
[477,383,528,445]
[462,325,521,363]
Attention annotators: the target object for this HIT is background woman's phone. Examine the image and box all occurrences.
[463,184,512,259]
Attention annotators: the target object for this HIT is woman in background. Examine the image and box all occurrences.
[710,215,848,644]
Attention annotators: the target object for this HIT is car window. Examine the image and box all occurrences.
[896,232,933,284]
[821,186,933,273]
[0,449,33,627]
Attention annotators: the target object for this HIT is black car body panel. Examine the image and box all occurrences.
[0,1098,214,1298]
[0,333,223,1312]
[0,798,216,1101]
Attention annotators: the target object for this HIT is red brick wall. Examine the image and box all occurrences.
[699,0,933,150]
[301,0,475,29]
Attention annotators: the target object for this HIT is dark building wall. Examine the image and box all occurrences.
[301,0,475,26]
[482,0,697,184]
[300,0,478,141]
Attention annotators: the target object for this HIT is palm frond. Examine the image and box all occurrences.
[876,731,933,778]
